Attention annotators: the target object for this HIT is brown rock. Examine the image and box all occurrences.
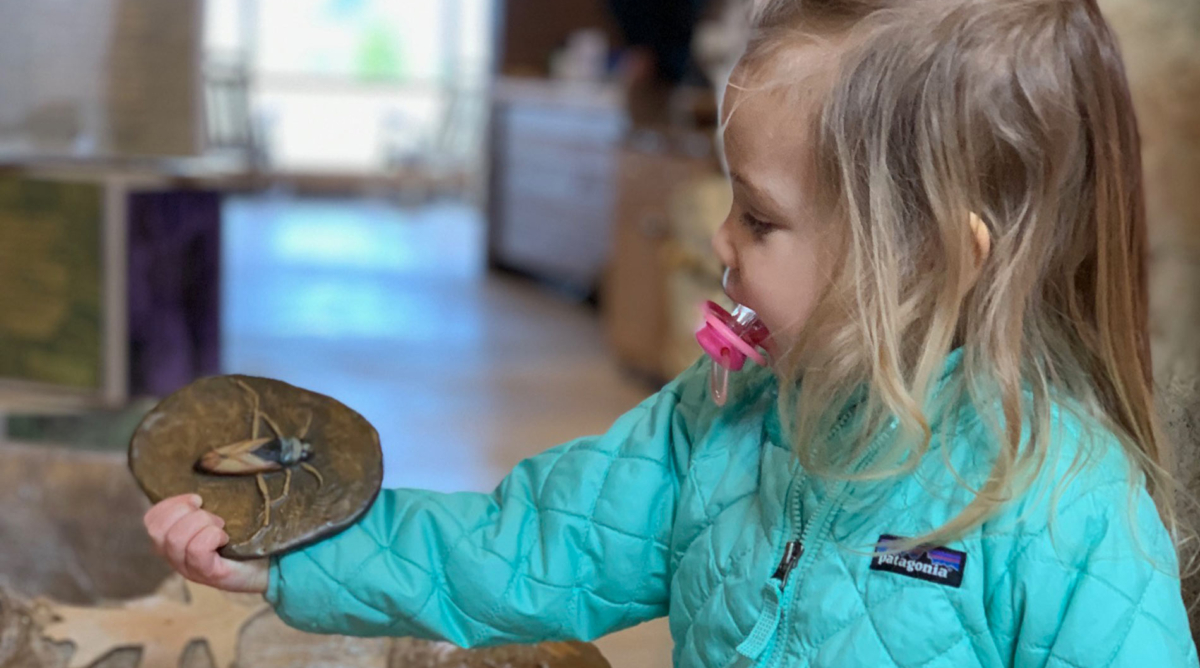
[128,375,384,559]
[0,580,389,668]
[0,587,67,668]
[0,443,170,604]
[0,584,142,668]
[388,638,611,668]
[39,576,266,668]
[237,613,392,668]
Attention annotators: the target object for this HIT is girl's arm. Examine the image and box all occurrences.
[265,361,709,646]
[984,476,1198,667]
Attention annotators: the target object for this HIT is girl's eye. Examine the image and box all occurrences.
[740,212,776,239]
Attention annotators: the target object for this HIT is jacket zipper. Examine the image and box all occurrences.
[771,540,803,582]
[763,419,897,662]
[732,470,809,665]
[752,364,958,665]
[758,474,846,667]
[734,407,860,666]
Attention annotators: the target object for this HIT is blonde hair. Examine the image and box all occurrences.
[741,0,1179,547]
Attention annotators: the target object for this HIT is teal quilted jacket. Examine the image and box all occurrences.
[266,351,1199,667]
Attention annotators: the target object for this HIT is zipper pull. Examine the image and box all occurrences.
[735,540,804,662]
[771,540,803,583]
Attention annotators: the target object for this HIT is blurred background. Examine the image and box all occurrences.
[0,0,1196,666]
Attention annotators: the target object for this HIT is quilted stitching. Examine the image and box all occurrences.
[267,357,1199,666]
[673,521,761,662]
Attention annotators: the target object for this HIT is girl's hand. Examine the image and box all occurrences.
[143,494,269,594]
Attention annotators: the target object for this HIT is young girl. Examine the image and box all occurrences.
[145,0,1199,665]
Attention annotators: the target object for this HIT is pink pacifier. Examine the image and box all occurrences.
[696,270,769,406]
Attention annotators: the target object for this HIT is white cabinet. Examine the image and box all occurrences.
[486,79,627,296]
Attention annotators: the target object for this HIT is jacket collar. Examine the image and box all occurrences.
[764,347,967,451]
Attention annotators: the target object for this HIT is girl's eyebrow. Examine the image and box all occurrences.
[731,171,787,215]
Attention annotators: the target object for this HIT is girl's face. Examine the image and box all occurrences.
[712,65,839,355]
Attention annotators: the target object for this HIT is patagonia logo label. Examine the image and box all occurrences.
[869,534,966,588]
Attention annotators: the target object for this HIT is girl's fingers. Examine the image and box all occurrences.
[184,525,230,584]
[163,509,225,572]
[144,494,202,553]
[143,493,265,594]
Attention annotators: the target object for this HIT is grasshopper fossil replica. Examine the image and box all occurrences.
[194,379,324,533]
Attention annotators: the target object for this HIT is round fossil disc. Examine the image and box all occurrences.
[129,375,383,560]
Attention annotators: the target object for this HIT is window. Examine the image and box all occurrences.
[205,0,493,174]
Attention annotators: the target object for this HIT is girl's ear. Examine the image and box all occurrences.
[968,212,991,267]
[960,212,992,298]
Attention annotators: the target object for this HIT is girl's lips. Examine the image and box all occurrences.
[723,283,753,316]
[721,267,745,306]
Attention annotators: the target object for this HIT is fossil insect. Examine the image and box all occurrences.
[194,379,324,532]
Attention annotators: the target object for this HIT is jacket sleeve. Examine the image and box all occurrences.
[984,473,1199,667]
[264,360,710,646]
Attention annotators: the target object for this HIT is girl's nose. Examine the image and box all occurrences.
[711,217,737,272]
